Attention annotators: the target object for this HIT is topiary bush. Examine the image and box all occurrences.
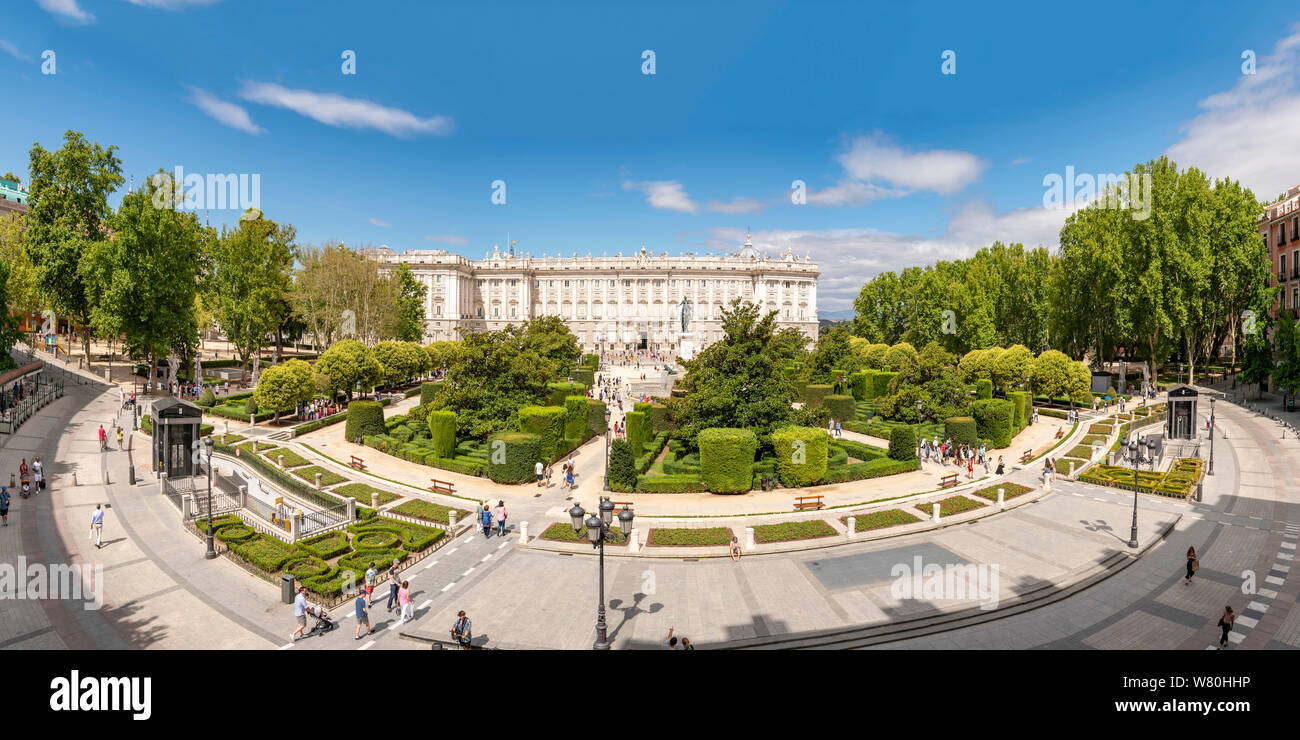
[485,432,540,484]
[888,425,917,461]
[944,416,978,447]
[345,400,385,442]
[518,406,567,461]
[574,368,594,386]
[609,438,637,492]
[587,399,607,437]
[975,378,993,400]
[419,381,442,407]
[1006,391,1028,430]
[427,409,457,458]
[971,398,1014,448]
[547,381,588,405]
[198,387,217,408]
[803,384,833,408]
[564,396,589,440]
[624,410,651,454]
[872,371,897,399]
[772,426,829,487]
[244,395,259,416]
[824,394,856,422]
[698,427,758,494]
[650,402,674,431]
[849,371,869,401]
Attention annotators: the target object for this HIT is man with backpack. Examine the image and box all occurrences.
[451,610,472,649]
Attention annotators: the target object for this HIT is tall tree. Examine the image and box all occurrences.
[393,263,427,343]
[205,211,295,381]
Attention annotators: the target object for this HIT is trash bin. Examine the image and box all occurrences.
[281,574,295,604]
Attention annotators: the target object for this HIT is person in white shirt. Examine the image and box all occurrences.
[535,460,544,488]
[89,504,104,548]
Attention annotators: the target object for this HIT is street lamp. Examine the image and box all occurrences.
[1126,435,1157,549]
[1208,396,1216,476]
[203,436,217,559]
[603,408,612,491]
[570,497,634,650]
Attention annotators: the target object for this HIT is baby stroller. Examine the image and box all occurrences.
[19,474,30,499]
[304,605,337,638]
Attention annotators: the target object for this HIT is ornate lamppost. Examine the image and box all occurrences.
[570,497,634,649]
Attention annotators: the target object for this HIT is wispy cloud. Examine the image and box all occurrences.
[0,40,33,63]
[1010,156,1032,166]
[35,0,94,24]
[239,81,454,138]
[706,197,763,214]
[368,217,390,228]
[806,133,986,208]
[622,179,697,214]
[425,234,468,245]
[807,180,907,207]
[1166,26,1300,198]
[186,86,265,135]
[125,0,222,8]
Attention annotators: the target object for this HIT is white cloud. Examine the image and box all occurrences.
[125,0,222,8]
[622,179,697,214]
[836,134,987,195]
[806,180,907,207]
[239,81,454,138]
[1010,157,1032,166]
[186,86,265,135]
[368,217,390,228]
[1166,26,1300,199]
[706,197,763,214]
[35,0,94,23]
[425,234,468,245]
[704,200,1069,313]
[0,40,32,63]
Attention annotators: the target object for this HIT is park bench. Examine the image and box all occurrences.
[794,494,825,511]
[429,478,456,495]
[1019,449,1033,464]
[612,501,634,513]
[349,455,366,471]
[938,473,958,489]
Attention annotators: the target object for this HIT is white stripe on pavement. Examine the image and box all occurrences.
[419,599,432,609]
[481,554,493,562]
[441,583,455,592]
[359,640,376,650]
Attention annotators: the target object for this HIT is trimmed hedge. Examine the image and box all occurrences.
[803,384,833,408]
[390,499,468,525]
[420,382,442,407]
[624,410,651,454]
[971,398,1014,448]
[1006,391,1028,430]
[609,438,637,492]
[975,378,993,400]
[848,371,869,401]
[888,425,917,461]
[650,402,674,431]
[345,401,386,442]
[574,367,594,386]
[485,432,540,484]
[771,426,829,487]
[753,520,837,543]
[298,530,351,559]
[635,474,707,492]
[841,508,922,532]
[872,371,897,398]
[547,381,588,405]
[824,394,856,422]
[944,416,978,447]
[427,410,457,458]
[518,406,567,462]
[293,466,346,488]
[698,427,757,494]
[564,396,589,440]
[860,369,879,399]
[587,399,608,437]
[820,456,918,484]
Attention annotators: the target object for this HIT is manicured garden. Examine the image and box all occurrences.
[1080,456,1203,498]
[840,508,922,532]
[752,520,837,543]
[915,495,986,517]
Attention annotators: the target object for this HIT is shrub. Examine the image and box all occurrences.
[824,394,856,422]
[608,439,637,491]
[338,548,407,575]
[971,398,1014,448]
[1006,391,1028,430]
[624,410,651,454]
[215,524,254,543]
[698,428,757,493]
[574,367,594,386]
[944,416,978,447]
[753,520,837,543]
[419,381,442,406]
[633,401,653,415]
[244,396,259,416]
[860,369,880,399]
[391,425,415,443]
[485,432,540,484]
[849,371,869,401]
[771,426,829,487]
[564,396,589,440]
[298,530,351,559]
[975,378,993,400]
[228,534,298,572]
[888,425,917,461]
[541,522,627,545]
[427,410,457,458]
[803,383,833,408]
[518,406,567,462]
[198,387,217,408]
[820,456,918,484]
[345,401,385,442]
[872,371,897,398]
[547,381,588,405]
[587,399,608,437]
[841,508,922,532]
[647,527,733,546]
[635,474,707,492]
[650,402,674,431]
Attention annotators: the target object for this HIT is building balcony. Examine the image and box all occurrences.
[1281,270,1289,283]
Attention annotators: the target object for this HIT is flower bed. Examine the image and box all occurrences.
[334,483,401,507]
[839,509,922,532]
[752,520,837,543]
[970,482,1032,501]
[540,522,627,545]
[1078,459,1198,498]
[1080,435,1107,446]
[1087,424,1113,435]
[292,466,347,487]
[915,495,985,517]
[298,530,351,559]
[1064,444,1095,459]
[389,499,468,525]
[647,527,733,547]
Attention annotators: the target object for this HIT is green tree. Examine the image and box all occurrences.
[205,211,295,380]
[314,339,382,399]
[253,364,304,423]
[393,263,427,343]
[0,213,41,320]
[992,344,1032,392]
[0,261,24,369]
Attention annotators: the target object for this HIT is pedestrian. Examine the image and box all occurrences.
[494,500,508,536]
[115,425,123,450]
[97,425,106,451]
[1185,546,1199,585]
[1217,605,1234,649]
[835,420,842,438]
[681,637,694,651]
[565,467,575,492]
[397,581,412,625]
[995,456,1004,475]
[967,453,974,479]
[730,534,741,562]
[0,485,9,527]
[545,465,553,487]
[452,610,473,649]
[480,504,493,538]
[291,586,309,641]
[364,561,377,606]
[354,588,373,640]
[386,559,401,611]
[662,627,679,649]
[89,504,104,548]
[535,460,544,487]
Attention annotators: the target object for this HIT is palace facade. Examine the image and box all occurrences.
[370,235,820,355]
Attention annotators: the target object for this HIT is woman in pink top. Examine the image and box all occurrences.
[397,581,413,624]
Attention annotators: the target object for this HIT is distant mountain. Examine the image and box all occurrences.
[818,309,855,321]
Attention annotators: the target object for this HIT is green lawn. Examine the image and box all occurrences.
[839,509,922,532]
[915,495,986,517]
[389,499,469,524]
[292,465,347,487]
[334,482,401,506]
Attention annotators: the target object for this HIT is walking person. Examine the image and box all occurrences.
[565,466,575,493]
[89,504,104,548]
[1217,605,1235,649]
[0,484,9,527]
[291,586,309,641]
[494,500,508,537]
[1185,546,1199,585]
[451,610,473,649]
[33,457,43,490]
[97,425,106,451]
[115,425,123,451]
[364,562,378,606]
[995,456,1005,475]
[386,559,401,612]
[396,581,412,625]
[535,460,544,487]
[354,588,373,640]
[480,505,493,538]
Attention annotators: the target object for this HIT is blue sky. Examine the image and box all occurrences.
[4,1,1300,313]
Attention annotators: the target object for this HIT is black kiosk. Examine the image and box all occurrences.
[151,397,203,478]
[1165,384,1198,440]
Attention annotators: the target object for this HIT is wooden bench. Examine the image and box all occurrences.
[1019,449,1033,464]
[349,455,366,471]
[938,473,958,488]
[612,501,634,513]
[429,478,456,495]
[794,494,825,511]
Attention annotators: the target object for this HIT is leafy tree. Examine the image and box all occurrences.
[253,364,302,423]
[314,339,382,399]
[424,339,463,370]
[206,212,295,380]
[807,325,856,382]
[957,347,999,384]
[882,342,918,373]
[26,131,124,364]
[1237,319,1273,399]
[0,213,41,319]
[1274,315,1300,395]
[772,327,811,363]
[992,344,1032,391]
[858,342,890,369]
[393,263,427,343]
[0,261,24,369]
[1029,349,1081,401]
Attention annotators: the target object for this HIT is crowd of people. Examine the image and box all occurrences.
[921,437,1002,477]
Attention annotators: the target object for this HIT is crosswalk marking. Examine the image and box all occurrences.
[498,540,510,549]
[441,582,455,592]
[359,640,376,650]
[419,599,432,609]
[481,554,493,563]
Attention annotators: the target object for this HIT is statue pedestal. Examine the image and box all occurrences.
[678,333,698,361]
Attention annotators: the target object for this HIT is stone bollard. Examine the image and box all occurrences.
[846,516,856,539]
[448,510,458,529]
[238,485,247,509]
[346,497,356,522]
[628,528,640,553]
[249,414,255,425]
[181,493,191,521]
[932,502,941,523]
[103,468,109,485]
[129,465,135,485]
[745,526,755,551]
[1044,476,1052,491]
[158,472,165,494]
[997,488,1005,510]
[1069,461,1075,478]
[518,520,528,544]
[314,472,321,489]
[278,455,284,469]
[371,493,380,508]
[253,440,259,453]
[73,472,79,487]
[289,515,300,542]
